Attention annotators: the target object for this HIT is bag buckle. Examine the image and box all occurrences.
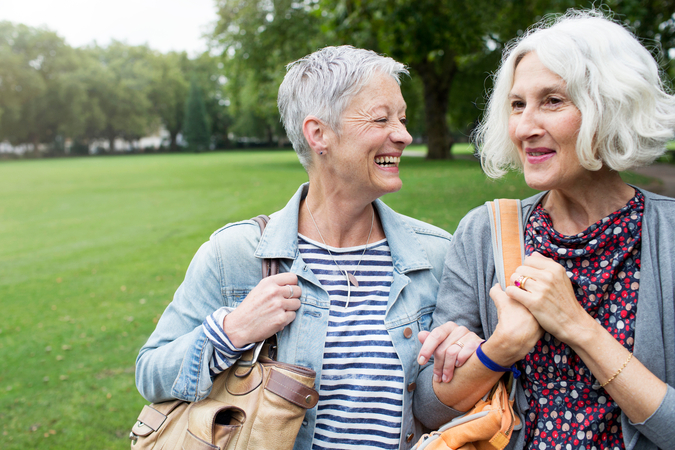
[129,429,139,443]
[237,341,265,368]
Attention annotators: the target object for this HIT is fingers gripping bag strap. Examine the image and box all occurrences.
[247,214,280,363]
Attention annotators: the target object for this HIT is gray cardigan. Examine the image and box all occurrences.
[414,188,675,450]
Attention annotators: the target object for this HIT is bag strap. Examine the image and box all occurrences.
[251,215,279,278]
[238,214,281,367]
[485,199,525,406]
[485,199,524,288]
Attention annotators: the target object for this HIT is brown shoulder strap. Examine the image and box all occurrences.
[486,199,524,288]
[251,215,279,279]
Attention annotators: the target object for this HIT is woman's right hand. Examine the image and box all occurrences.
[487,283,543,365]
[418,323,483,383]
[222,273,302,348]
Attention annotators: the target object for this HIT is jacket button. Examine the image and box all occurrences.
[403,327,413,339]
[406,432,414,442]
[407,382,416,392]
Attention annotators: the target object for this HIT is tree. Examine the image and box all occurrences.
[212,0,324,146]
[147,51,190,151]
[0,22,82,152]
[188,53,232,148]
[183,78,211,151]
[323,0,675,159]
[84,43,156,152]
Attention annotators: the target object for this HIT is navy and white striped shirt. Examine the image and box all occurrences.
[299,235,403,450]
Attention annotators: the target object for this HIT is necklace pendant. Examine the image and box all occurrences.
[347,272,359,287]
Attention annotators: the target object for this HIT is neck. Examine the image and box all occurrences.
[299,182,384,248]
[542,170,635,235]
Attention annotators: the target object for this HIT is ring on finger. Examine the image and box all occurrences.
[285,285,294,299]
[514,275,531,290]
[453,340,465,349]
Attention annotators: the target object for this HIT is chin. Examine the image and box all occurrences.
[387,179,403,194]
[523,174,556,192]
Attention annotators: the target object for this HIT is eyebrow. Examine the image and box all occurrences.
[509,83,567,99]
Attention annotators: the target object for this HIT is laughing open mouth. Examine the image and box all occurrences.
[375,156,400,167]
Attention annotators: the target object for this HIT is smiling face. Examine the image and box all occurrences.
[323,71,412,200]
[508,52,586,192]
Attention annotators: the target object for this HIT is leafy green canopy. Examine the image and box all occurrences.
[183,78,211,152]
[0,22,231,153]
[211,0,675,159]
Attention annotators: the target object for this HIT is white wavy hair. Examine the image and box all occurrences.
[474,9,675,178]
[278,45,408,170]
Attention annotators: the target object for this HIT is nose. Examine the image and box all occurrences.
[513,106,544,142]
[392,122,413,147]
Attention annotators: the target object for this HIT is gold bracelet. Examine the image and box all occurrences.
[600,353,633,388]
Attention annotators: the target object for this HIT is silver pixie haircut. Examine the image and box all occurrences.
[278,45,408,170]
[475,9,675,178]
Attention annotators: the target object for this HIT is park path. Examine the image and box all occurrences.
[632,163,675,198]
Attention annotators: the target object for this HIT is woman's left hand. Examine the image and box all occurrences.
[417,323,483,383]
[505,252,592,344]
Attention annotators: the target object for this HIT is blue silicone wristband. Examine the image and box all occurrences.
[476,340,521,378]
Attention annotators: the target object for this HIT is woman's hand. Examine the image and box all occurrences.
[505,252,592,345]
[417,323,483,383]
[223,273,302,348]
[488,283,544,365]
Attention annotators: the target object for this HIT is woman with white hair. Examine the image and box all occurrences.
[136,45,461,449]
[415,10,675,449]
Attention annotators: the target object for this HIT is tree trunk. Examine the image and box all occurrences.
[266,125,274,146]
[169,130,179,152]
[108,136,116,153]
[32,135,41,157]
[412,54,458,160]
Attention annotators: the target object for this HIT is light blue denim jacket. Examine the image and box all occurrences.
[135,183,451,450]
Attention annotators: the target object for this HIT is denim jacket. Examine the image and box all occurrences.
[135,183,451,450]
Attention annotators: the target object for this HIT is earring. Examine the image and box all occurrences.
[319,151,324,155]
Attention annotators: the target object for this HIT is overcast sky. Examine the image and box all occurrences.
[0,0,219,55]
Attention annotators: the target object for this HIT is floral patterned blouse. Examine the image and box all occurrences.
[521,190,644,450]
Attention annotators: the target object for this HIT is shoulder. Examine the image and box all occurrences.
[396,213,452,242]
[640,188,675,213]
[639,188,675,242]
[206,219,264,263]
[453,203,491,240]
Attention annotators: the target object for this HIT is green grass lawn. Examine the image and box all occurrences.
[0,150,655,449]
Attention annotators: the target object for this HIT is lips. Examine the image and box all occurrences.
[375,155,400,167]
[526,147,554,156]
[525,148,555,163]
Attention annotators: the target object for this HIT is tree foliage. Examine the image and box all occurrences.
[0,22,231,155]
[212,0,675,159]
[212,0,325,146]
[183,78,211,152]
[2,2,674,157]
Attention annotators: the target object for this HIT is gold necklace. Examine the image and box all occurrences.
[305,201,374,308]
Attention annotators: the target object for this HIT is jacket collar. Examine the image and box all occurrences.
[255,183,432,274]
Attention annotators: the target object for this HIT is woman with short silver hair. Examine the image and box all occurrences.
[136,45,465,449]
[415,10,675,450]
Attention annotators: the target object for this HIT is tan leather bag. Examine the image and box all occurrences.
[129,215,319,450]
[413,199,524,450]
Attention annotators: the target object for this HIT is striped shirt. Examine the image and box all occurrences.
[203,307,255,377]
[298,235,404,450]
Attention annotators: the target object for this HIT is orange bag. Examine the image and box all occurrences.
[413,375,520,450]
